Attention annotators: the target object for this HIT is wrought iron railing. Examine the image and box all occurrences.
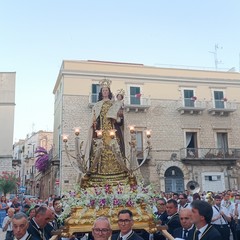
[180,148,240,160]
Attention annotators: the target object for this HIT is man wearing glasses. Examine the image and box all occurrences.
[153,198,168,240]
[112,209,144,240]
[92,216,112,240]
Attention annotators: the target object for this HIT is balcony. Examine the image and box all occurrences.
[180,148,240,166]
[12,159,21,167]
[177,99,206,115]
[208,100,236,116]
[25,173,34,182]
[88,94,151,112]
[124,95,151,112]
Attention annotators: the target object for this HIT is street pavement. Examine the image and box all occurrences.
[0,228,5,239]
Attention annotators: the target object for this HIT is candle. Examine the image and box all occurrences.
[146,130,151,138]
[95,130,103,138]
[109,129,116,139]
[129,125,135,134]
[74,127,80,136]
[62,135,68,142]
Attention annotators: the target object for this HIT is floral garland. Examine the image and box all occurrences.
[60,182,159,221]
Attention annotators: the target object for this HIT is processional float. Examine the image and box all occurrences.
[51,82,174,240]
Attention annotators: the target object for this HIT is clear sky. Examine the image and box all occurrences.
[0,0,240,142]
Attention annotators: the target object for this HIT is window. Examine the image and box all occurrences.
[204,175,221,181]
[217,132,228,153]
[214,90,224,109]
[183,89,195,107]
[185,132,198,157]
[92,84,100,103]
[41,139,47,149]
[130,86,141,105]
[136,131,143,162]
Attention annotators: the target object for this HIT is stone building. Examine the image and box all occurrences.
[13,130,53,198]
[0,72,16,173]
[53,60,240,195]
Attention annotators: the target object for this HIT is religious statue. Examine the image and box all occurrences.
[82,79,131,187]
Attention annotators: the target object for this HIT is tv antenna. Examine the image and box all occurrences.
[209,44,223,70]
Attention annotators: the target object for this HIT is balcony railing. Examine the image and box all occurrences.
[25,173,34,182]
[177,99,206,114]
[88,94,151,112]
[208,100,236,115]
[180,148,240,160]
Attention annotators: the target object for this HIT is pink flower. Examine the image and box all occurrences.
[113,198,120,206]
[191,96,197,101]
[90,200,95,206]
[99,199,106,207]
[126,199,134,207]
[135,93,142,98]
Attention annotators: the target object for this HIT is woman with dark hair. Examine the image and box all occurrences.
[84,79,128,186]
[0,196,9,228]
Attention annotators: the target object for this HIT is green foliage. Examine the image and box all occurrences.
[0,171,20,196]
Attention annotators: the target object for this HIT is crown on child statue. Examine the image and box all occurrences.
[116,89,125,96]
[99,78,112,88]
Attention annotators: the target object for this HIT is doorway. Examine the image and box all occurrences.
[164,166,184,193]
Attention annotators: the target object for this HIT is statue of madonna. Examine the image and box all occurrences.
[83,79,130,186]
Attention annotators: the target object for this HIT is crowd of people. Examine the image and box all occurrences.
[0,190,240,240]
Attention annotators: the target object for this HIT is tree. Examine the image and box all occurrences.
[0,171,20,196]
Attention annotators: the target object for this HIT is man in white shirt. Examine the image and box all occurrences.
[12,212,33,240]
[211,195,231,240]
[2,207,15,240]
[178,194,191,211]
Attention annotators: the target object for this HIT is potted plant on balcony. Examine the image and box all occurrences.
[190,96,197,101]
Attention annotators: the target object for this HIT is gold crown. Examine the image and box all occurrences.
[116,89,125,96]
[99,78,112,88]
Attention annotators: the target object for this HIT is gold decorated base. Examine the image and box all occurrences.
[61,204,156,238]
[80,174,137,188]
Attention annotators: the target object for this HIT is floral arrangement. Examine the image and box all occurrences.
[222,97,227,102]
[35,146,49,173]
[191,96,197,101]
[60,182,159,221]
[135,93,142,98]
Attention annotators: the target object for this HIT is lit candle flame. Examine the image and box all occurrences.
[146,130,151,138]
[129,125,135,133]
[109,129,116,139]
[62,135,68,142]
[74,127,80,136]
[95,130,103,138]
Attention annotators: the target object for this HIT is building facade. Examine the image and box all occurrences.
[0,72,16,173]
[13,130,53,198]
[53,60,240,194]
